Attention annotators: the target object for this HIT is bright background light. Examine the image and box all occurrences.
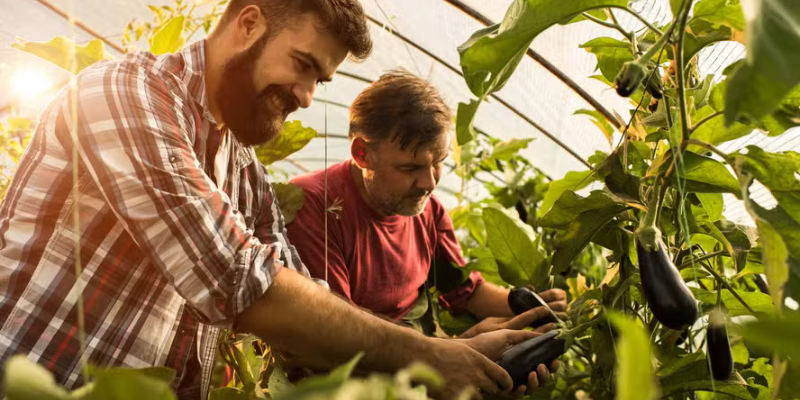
[12,69,52,100]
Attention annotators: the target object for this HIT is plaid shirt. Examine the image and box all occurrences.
[0,40,309,398]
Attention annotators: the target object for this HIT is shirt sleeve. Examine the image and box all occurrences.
[61,62,281,326]
[284,183,352,301]
[431,200,485,314]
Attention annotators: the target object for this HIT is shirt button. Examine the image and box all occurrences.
[169,155,177,163]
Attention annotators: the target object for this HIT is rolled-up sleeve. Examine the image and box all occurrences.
[64,62,280,325]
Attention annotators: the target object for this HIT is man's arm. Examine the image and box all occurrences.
[465,282,513,319]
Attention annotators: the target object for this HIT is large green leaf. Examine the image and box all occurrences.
[4,356,69,400]
[464,246,503,285]
[491,137,534,161]
[697,192,724,221]
[12,36,111,74]
[579,37,634,83]
[84,368,176,400]
[574,109,614,145]
[682,19,740,65]
[689,105,754,151]
[758,221,789,313]
[540,191,629,273]
[273,182,305,224]
[274,353,364,400]
[458,0,628,98]
[254,121,317,165]
[483,207,548,288]
[668,151,740,195]
[692,0,746,31]
[149,16,186,55]
[693,288,774,316]
[456,99,481,145]
[725,0,800,125]
[740,313,800,363]
[538,170,595,217]
[609,313,657,400]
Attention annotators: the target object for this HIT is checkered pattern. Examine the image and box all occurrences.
[0,40,309,398]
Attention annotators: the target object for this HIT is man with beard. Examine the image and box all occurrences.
[286,71,568,395]
[0,2,535,400]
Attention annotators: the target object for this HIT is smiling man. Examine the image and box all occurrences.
[286,71,567,393]
[0,2,534,400]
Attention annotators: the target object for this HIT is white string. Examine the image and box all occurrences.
[323,83,329,283]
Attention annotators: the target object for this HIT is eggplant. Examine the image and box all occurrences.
[645,68,663,99]
[637,236,698,330]
[754,274,769,295]
[508,287,559,328]
[515,200,528,224]
[614,61,646,97]
[496,330,565,387]
[707,309,733,381]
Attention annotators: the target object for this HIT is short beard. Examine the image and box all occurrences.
[363,170,430,216]
[215,31,298,146]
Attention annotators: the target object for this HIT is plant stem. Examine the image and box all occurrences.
[663,0,695,181]
[686,139,732,162]
[679,250,729,268]
[688,111,724,135]
[621,7,666,37]
[699,261,758,316]
[583,12,632,40]
[562,315,604,340]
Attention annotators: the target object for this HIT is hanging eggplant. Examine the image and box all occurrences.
[706,309,733,381]
[496,330,566,387]
[515,200,528,224]
[753,274,769,295]
[508,287,559,328]
[636,227,699,331]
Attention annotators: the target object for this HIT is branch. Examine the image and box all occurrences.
[582,12,632,39]
[679,250,729,268]
[686,139,732,162]
[699,262,758,316]
[621,7,666,37]
[689,111,724,134]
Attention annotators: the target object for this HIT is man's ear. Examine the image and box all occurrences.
[351,137,370,169]
[235,5,266,48]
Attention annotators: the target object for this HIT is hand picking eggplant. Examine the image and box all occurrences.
[707,309,733,381]
[508,287,560,328]
[636,226,699,331]
[495,330,566,387]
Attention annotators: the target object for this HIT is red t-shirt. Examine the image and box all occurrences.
[286,160,484,320]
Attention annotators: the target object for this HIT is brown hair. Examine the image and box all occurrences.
[219,0,372,60]
[349,71,453,152]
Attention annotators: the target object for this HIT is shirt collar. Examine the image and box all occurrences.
[180,39,217,125]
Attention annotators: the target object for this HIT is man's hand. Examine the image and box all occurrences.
[422,336,520,400]
[458,306,567,339]
[537,288,568,313]
[460,330,559,398]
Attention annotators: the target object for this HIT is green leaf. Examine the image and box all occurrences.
[732,341,749,365]
[757,221,789,313]
[273,182,305,224]
[670,0,683,16]
[458,0,627,99]
[254,121,317,165]
[482,207,549,288]
[456,99,481,145]
[12,37,111,74]
[574,109,614,145]
[697,193,723,221]
[692,0,746,31]
[490,138,534,161]
[275,353,364,400]
[692,288,774,316]
[725,0,800,125]
[609,313,657,400]
[689,105,754,152]
[538,170,595,216]
[465,246,503,286]
[740,313,800,362]
[266,362,294,398]
[86,368,177,400]
[4,356,69,400]
[541,191,629,273]
[208,387,248,400]
[667,151,740,195]
[579,37,634,83]
[149,16,186,55]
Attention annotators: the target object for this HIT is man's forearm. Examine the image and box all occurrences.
[235,268,430,372]
[465,282,514,319]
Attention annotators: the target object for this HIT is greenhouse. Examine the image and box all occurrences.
[0,0,798,399]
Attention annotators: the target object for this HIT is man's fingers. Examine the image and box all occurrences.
[536,363,552,384]
[551,359,561,373]
[527,370,539,390]
[482,358,515,393]
[499,328,539,345]
[534,323,557,333]
[538,288,567,302]
[546,301,568,312]
[475,371,503,396]
[506,306,551,329]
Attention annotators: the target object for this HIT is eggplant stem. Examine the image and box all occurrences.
[679,250,729,268]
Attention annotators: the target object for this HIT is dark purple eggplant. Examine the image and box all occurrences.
[508,287,559,328]
[754,274,769,295]
[637,236,698,330]
[515,200,528,224]
[707,309,733,381]
[496,330,565,387]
